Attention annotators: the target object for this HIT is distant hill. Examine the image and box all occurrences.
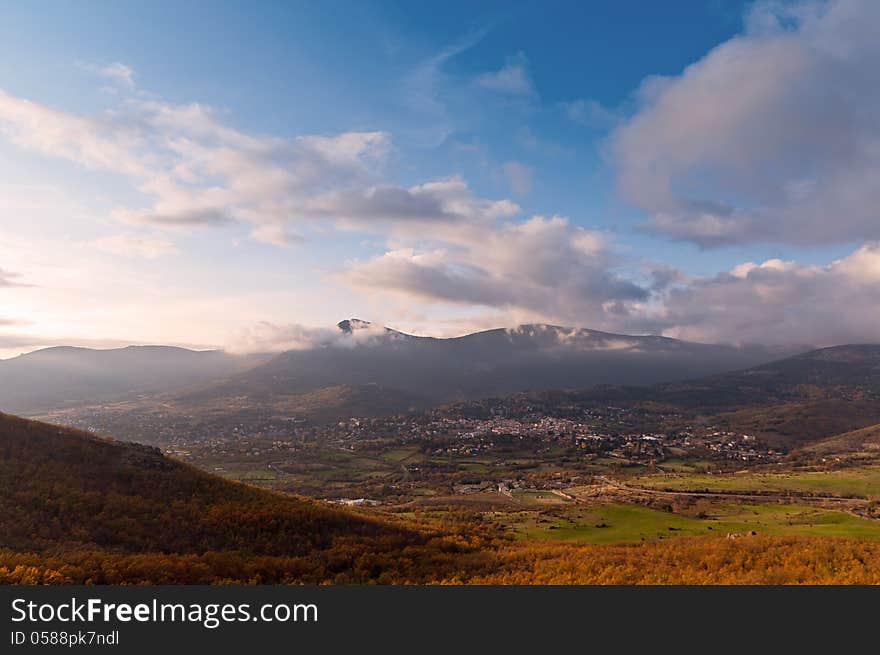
[0,345,264,414]
[557,344,880,406]
[638,344,880,409]
[169,320,792,419]
[503,344,880,446]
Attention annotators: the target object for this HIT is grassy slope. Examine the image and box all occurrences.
[715,399,880,446]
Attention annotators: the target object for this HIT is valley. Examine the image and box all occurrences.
[5,327,880,584]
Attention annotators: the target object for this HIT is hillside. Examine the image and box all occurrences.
[0,346,264,415]
[668,344,880,406]
[0,412,418,556]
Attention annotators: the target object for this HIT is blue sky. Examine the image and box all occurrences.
[0,0,878,355]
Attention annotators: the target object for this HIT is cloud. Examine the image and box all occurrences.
[474,53,535,96]
[0,88,151,175]
[226,320,391,353]
[340,215,648,327]
[92,234,179,259]
[338,240,880,348]
[77,61,136,89]
[648,243,880,346]
[98,62,136,89]
[502,161,533,195]
[0,88,523,245]
[401,28,489,147]
[610,0,880,246]
[297,176,519,233]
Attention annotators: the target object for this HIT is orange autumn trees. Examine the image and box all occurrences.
[470,535,880,585]
[5,535,880,585]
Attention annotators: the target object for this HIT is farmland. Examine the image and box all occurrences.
[494,502,880,543]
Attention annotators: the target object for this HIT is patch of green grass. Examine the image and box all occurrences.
[501,502,880,543]
[381,447,421,463]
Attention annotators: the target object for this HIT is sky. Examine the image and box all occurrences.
[1,0,879,357]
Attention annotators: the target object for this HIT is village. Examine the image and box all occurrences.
[42,399,783,503]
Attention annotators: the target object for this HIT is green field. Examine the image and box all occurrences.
[380,447,422,463]
[499,502,880,543]
[631,465,880,498]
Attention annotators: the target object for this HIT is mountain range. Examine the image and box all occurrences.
[167,320,797,418]
[0,345,263,414]
[0,319,802,419]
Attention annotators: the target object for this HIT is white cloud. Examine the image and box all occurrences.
[610,0,880,246]
[649,243,880,345]
[92,234,179,259]
[339,215,648,328]
[226,319,391,353]
[99,62,135,89]
[77,61,136,89]
[0,88,151,175]
[0,88,524,245]
[474,53,535,96]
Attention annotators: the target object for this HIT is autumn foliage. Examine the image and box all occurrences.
[4,535,880,585]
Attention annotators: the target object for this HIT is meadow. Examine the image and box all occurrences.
[496,502,880,543]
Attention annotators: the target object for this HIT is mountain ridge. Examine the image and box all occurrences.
[161,320,803,421]
[2,320,810,421]
[0,345,267,415]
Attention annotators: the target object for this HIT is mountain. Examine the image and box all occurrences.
[0,345,264,414]
[171,320,793,418]
[518,344,880,446]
